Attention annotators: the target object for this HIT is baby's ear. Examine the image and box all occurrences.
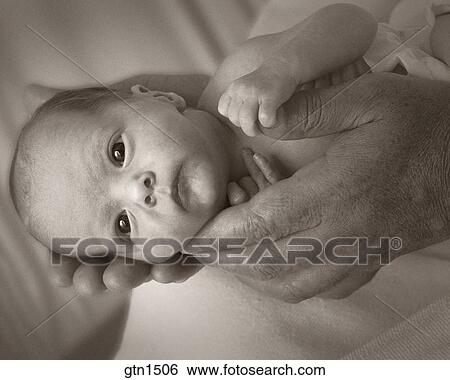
[131,84,187,112]
[23,85,59,115]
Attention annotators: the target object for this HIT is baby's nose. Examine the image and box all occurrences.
[129,171,156,207]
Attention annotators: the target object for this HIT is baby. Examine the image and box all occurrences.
[10,2,450,260]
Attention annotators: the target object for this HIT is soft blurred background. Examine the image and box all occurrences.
[2,0,450,359]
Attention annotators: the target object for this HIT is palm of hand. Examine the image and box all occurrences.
[198,74,450,302]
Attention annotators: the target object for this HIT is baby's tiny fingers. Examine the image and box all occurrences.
[258,99,278,128]
[253,153,283,184]
[218,93,231,117]
[239,176,259,198]
[227,181,249,205]
[242,148,270,190]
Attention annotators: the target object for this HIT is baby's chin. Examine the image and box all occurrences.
[180,155,228,218]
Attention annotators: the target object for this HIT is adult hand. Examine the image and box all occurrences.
[49,251,201,295]
[49,73,450,299]
[195,73,450,302]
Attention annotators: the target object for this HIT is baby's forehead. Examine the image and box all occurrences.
[29,151,112,248]
[29,109,105,149]
[27,111,114,225]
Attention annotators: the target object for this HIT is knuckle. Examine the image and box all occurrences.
[250,263,282,281]
[303,94,324,134]
[285,92,324,134]
[281,283,308,304]
[243,206,273,241]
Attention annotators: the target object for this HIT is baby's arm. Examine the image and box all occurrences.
[430,7,450,67]
[227,148,284,206]
[216,3,377,136]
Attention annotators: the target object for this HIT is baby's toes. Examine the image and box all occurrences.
[227,96,244,127]
[218,93,232,117]
[258,99,278,128]
[239,99,260,137]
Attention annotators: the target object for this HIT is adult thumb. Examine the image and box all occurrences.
[261,73,391,141]
[196,158,328,245]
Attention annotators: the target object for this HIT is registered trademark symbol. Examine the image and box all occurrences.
[390,237,402,250]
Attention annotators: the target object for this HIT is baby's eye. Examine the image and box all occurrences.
[111,136,125,166]
[116,211,131,237]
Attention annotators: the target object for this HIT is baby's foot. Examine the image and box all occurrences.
[218,62,297,137]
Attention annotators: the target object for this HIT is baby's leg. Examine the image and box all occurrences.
[249,0,398,38]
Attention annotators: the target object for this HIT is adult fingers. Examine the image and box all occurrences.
[151,257,203,284]
[103,257,152,291]
[49,252,80,287]
[197,157,329,245]
[317,267,378,299]
[279,243,381,303]
[281,265,352,303]
[73,265,108,296]
[103,253,201,289]
[261,73,397,141]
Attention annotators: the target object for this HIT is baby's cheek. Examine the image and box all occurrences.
[184,157,228,218]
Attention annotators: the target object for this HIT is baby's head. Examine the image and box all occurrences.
[10,85,231,256]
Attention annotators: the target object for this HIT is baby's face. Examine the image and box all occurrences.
[31,94,230,254]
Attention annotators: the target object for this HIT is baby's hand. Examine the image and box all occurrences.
[227,148,284,206]
[218,62,298,137]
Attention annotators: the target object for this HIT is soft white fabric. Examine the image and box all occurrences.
[364,0,450,81]
[344,295,450,359]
